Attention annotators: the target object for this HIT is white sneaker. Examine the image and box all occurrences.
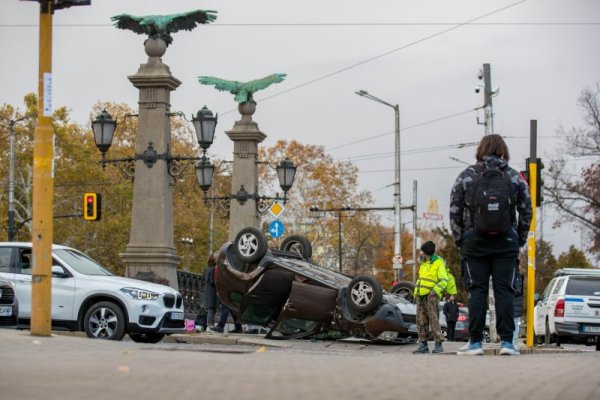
[457,341,484,355]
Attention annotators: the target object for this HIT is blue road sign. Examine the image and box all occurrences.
[269,220,285,239]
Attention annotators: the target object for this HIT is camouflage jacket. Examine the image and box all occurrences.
[449,156,532,246]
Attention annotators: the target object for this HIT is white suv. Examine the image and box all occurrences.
[0,243,185,342]
[534,268,600,351]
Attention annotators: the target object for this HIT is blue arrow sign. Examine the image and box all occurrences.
[269,220,285,239]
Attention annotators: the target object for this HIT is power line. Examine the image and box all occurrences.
[326,108,477,152]
[3,22,599,28]
[248,0,530,108]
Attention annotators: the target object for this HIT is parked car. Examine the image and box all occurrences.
[534,268,600,351]
[438,302,469,341]
[215,227,418,342]
[0,243,185,342]
[0,277,19,329]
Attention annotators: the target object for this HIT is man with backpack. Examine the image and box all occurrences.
[449,134,532,355]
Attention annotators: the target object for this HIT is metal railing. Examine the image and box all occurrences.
[176,270,206,317]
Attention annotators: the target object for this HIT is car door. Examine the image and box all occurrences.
[266,281,337,339]
[534,278,556,334]
[546,277,566,335]
[13,247,33,318]
[50,260,76,322]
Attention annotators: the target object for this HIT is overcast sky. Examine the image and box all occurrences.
[1,0,599,260]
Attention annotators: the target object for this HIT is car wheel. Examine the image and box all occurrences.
[83,301,126,341]
[346,275,383,313]
[129,332,165,344]
[441,327,448,340]
[280,235,312,260]
[390,281,416,303]
[233,227,268,263]
[544,319,551,345]
[596,336,600,352]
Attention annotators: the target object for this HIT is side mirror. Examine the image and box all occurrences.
[52,265,69,278]
[533,293,540,302]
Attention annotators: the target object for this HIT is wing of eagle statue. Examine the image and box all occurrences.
[198,73,287,103]
[111,9,218,46]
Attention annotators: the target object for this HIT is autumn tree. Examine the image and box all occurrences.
[556,245,593,269]
[260,140,392,278]
[546,83,600,257]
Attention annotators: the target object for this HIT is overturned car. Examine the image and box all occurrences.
[215,227,417,342]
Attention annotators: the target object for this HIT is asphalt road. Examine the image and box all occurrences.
[1,329,598,400]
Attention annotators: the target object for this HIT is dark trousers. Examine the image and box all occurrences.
[446,321,457,341]
[217,304,242,330]
[462,255,516,343]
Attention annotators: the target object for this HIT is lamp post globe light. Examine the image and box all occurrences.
[91,109,116,158]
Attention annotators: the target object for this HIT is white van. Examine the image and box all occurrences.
[533,268,600,350]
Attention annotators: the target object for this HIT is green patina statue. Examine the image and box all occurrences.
[111,9,218,46]
[198,73,287,104]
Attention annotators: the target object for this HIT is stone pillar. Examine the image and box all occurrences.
[226,102,266,240]
[120,38,182,289]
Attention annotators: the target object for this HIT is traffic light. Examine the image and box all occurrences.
[536,158,544,207]
[83,192,101,221]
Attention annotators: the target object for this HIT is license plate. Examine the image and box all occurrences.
[582,325,600,333]
[0,306,12,317]
[170,312,184,320]
[408,324,417,332]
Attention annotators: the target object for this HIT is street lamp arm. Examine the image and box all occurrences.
[355,90,397,109]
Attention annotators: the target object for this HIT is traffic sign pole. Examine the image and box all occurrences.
[526,120,538,349]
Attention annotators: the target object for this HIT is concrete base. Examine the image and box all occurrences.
[121,245,181,290]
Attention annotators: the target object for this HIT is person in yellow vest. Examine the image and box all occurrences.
[413,241,449,354]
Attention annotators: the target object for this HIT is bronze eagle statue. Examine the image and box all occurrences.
[111,10,218,46]
[198,73,287,104]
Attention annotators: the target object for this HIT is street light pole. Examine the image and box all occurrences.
[355,90,402,278]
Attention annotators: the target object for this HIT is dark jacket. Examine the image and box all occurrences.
[443,300,460,322]
[449,156,532,249]
[204,265,217,308]
[513,272,524,318]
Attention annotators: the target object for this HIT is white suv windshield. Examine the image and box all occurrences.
[55,249,113,276]
[565,277,600,296]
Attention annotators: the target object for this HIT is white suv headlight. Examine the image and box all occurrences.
[120,287,159,300]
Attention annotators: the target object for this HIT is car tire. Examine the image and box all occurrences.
[83,301,126,341]
[596,336,600,352]
[545,318,551,345]
[233,227,268,263]
[280,235,312,260]
[346,275,383,313]
[390,281,416,303]
[129,332,165,344]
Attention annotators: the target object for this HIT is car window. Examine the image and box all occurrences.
[541,279,556,301]
[565,277,600,296]
[270,316,320,338]
[0,248,12,272]
[551,278,565,295]
[18,248,33,275]
[53,249,112,276]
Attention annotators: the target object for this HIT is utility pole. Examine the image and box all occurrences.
[30,0,55,337]
[355,90,402,276]
[526,120,539,348]
[475,63,498,135]
[412,180,418,283]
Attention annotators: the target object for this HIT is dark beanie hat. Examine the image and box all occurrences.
[421,241,435,256]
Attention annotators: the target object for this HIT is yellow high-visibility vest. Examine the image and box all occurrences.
[414,255,449,298]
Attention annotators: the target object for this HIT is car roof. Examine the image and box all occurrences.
[0,242,73,250]
[554,268,600,277]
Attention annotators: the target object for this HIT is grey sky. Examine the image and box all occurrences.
[1,0,599,259]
